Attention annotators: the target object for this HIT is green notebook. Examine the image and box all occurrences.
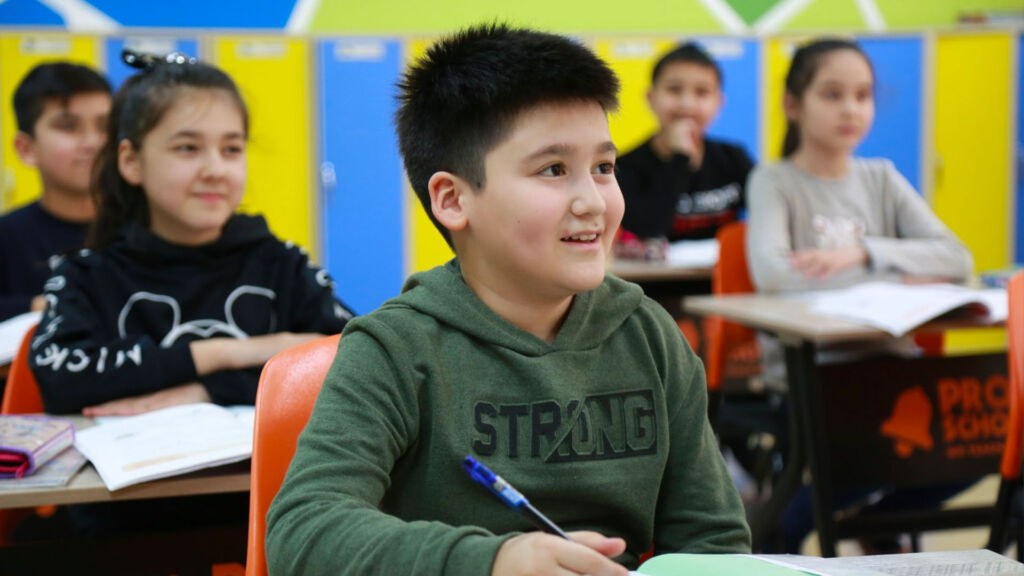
[638,554,809,576]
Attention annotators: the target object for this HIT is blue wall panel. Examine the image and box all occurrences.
[319,38,404,315]
[105,37,199,89]
[697,38,760,161]
[856,36,923,192]
[0,0,63,25]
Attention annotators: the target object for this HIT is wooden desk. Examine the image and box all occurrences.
[609,259,712,283]
[684,294,1006,556]
[0,416,250,510]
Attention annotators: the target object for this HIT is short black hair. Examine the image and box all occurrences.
[651,42,722,88]
[395,23,620,247]
[13,62,111,136]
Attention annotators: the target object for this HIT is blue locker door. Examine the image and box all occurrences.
[696,38,760,161]
[856,36,923,192]
[105,37,200,89]
[319,39,404,315]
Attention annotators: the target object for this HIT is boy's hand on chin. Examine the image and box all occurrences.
[492,531,628,576]
[666,119,702,167]
[790,246,868,279]
[82,382,212,417]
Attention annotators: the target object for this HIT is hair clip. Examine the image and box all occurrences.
[122,48,198,70]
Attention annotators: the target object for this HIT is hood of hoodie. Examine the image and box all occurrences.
[390,259,644,356]
[115,214,274,266]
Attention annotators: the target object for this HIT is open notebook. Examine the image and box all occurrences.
[807,281,1008,337]
[74,403,254,491]
[634,549,1022,576]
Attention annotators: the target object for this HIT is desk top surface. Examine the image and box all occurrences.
[684,293,1004,345]
[609,259,712,282]
[0,415,250,510]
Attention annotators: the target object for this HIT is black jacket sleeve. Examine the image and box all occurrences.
[28,259,199,415]
[284,246,355,333]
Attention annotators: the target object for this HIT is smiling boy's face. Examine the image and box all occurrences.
[647,61,722,134]
[452,99,624,307]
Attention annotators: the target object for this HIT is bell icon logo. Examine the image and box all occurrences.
[880,387,934,458]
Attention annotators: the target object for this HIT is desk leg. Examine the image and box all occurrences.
[749,347,807,552]
[786,341,839,557]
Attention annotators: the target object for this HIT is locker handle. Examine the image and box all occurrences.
[320,162,337,191]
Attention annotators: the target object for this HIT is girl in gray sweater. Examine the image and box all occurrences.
[744,38,973,555]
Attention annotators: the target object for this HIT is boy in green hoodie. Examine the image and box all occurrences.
[266,24,750,576]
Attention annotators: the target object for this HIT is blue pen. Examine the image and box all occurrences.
[462,455,571,540]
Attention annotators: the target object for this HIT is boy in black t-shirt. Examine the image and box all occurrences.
[617,42,753,242]
[0,62,111,321]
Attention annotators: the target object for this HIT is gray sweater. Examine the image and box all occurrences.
[746,159,973,293]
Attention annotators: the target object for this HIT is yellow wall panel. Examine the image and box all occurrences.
[763,38,797,162]
[406,38,454,274]
[0,33,100,211]
[593,38,677,155]
[211,36,315,257]
[933,33,1012,274]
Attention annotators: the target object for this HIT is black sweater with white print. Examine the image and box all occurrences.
[29,215,354,415]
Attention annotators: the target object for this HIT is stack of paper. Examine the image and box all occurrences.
[666,239,719,268]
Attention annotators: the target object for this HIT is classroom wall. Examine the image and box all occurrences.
[1,2,1022,312]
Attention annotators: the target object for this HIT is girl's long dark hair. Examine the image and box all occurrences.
[781,38,872,158]
[87,51,249,249]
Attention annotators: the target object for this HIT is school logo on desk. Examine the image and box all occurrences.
[821,354,1008,487]
[880,387,934,458]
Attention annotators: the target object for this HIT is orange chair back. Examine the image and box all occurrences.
[0,324,43,545]
[999,272,1024,480]
[1,325,43,415]
[246,334,340,576]
[705,222,758,391]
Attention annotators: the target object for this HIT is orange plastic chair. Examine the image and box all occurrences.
[246,334,340,576]
[0,324,45,545]
[987,271,1024,559]
[704,221,759,392]
[1,324,43,414]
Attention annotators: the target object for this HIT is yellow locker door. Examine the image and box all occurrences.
[405,38,453,275]
[592,37,677,155]
[0,33,101,211]
[762,37,810,162]
[211,36,315,257]
[934,32,1013,354]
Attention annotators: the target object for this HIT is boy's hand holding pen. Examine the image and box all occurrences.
[463,456,629,576]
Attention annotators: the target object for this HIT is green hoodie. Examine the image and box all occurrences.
[266,261,750,575]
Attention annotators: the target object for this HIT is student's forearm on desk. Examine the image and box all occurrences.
[189,333,325,375]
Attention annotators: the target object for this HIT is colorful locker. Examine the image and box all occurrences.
[594,37,679,154]
[857,36,923,191]
[934,31,1012,273]
[0,33,100,211]
[1017,33,1023,264]
[934,31,1013,353]
[211,36,314,256]
[697,37,760,161]
[405,38,453,275]
[318,38,404,314]
[105,37,200,89]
